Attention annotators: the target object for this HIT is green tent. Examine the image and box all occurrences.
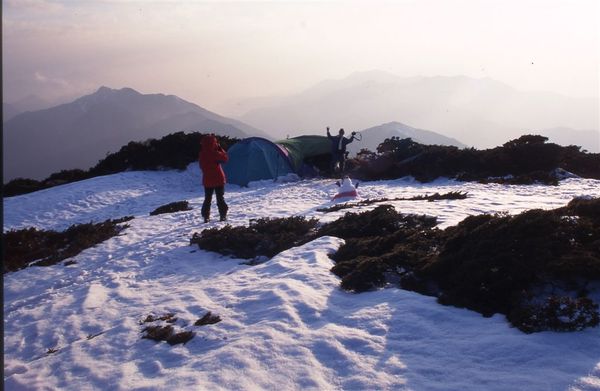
[223,135,331,186]
[276,135,331,172]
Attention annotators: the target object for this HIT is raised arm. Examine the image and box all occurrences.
[215,144,229,163]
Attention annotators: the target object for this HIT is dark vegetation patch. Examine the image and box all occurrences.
[507,296,599,333]
[4,131,238,197]
[317,205,439,292]
[346,135,600,185]
[141,312,195,345]
[317,204,438,239]
[140,311,222,346]
[195,311,222,326]
[317,191,468,212]
[142,313,177,324]
[188,199,600,332]
[3,216,134,273]
[190,216,319,259]
[327,199,600,332]
[165,330,196,345]
[141,324,194,346]
[149,201,192,216]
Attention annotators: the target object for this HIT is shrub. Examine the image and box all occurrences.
[3,178,49,197]
[3,216,133,273]
[149,201,192,216]
[339,257,389,292]
[347,135,600,184]
[90,132,237,175]
[4,132,240,197]
[317,192,468,213]
[190,216,319,259]
[166,331,195,345]
[195,312,222,326]
[508,296,600,333]
[140,312,196,345]
[424,200,600,317]
[323,199,600,332]
[317,205,437,239]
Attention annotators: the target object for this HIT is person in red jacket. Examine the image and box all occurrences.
[199,134,229,222]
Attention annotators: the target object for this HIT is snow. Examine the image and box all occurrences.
[4,163,600,390]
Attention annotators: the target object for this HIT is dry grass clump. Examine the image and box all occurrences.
[140,311,223,345]
[317,192,468,213]
[149,201,192,216]
[190,216,318,259]
[188,197,600,333]
[3,216,133,273]
[195,311,222,326]
[324,199,600,333]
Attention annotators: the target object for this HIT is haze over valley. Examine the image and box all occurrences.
[3,0,598,178]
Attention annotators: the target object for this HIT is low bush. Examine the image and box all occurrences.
[195,311,222,326]
[187,197,600,332]
[190,216,319,259]
[4,132,239,197]
[325,198,600,332]
[90,131,237,176]
[140,312,198,346]
[3,216,134,273]
[508,296,599,333]
[317,192,468,213]
[316,205,437,239]
[149,201,192,216]
[347,135,600,185]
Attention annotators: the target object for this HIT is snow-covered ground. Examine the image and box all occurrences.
[4,164,600,390]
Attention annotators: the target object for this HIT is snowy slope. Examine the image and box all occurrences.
[4,164,600,390]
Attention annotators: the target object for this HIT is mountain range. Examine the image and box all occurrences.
[3,94,58,121]
[537,127,599,153]
[346,121,466,156]
[233,71,599,150]
[3,87,268,181]
[5,74,598,182]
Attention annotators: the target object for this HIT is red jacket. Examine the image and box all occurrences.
[199,135,228,188]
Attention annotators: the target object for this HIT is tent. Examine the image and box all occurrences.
[223,136,331,186]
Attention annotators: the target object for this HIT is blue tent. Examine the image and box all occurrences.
[223,137,295,186]
[223,136,331,186]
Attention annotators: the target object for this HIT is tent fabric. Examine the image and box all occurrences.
[224,135,332,186]
[223,137,294,187]
[276,136,331,172]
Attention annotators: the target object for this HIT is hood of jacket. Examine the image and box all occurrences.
[202,134,218,150]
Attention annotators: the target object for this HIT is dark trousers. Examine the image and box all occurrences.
[330,153,346,175]
[202,186,228,219]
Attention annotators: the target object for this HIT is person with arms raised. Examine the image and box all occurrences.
[326,126,356,176]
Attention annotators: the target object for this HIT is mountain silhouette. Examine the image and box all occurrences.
[236,71,598,149]
[4,87,268,180]
[347,121,466,156]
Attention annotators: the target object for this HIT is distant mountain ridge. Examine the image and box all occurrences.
[3,94,55,121]
[538,127,599,153]
[3,102,20,121]
[347,121,466,156]
[3,87,268,181]
[235,71,598,150]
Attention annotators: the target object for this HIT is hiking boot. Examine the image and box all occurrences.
[203,217,210,223]
[220,215,227,222]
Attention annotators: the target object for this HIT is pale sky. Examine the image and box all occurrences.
[3,0,599,112]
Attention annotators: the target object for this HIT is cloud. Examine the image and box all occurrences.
[34,71,69,88]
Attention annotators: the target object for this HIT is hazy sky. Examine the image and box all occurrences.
[3,0,599,112]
